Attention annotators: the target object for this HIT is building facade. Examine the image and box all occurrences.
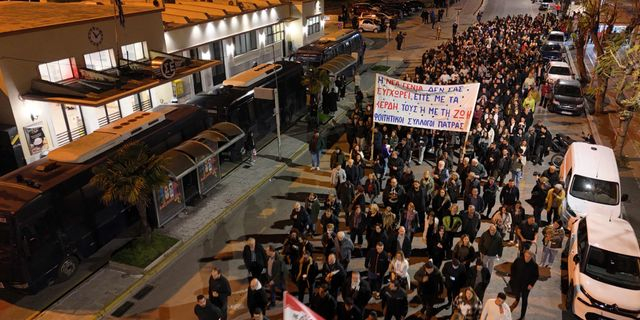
[0,0,324,169]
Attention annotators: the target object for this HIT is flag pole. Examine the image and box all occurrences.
[370,73,380,161]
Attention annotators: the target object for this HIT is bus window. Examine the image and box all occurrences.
[58,189,87,229]
[0,216,13,247]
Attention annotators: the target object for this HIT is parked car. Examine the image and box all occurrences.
[566,214,640,320]
[550,79,584,115]
[546,61,573,83]
[541,41,564,61]
[358,18,382,33]
[351,3,375,16]
[547,30,566,43]
[359,11,397,27]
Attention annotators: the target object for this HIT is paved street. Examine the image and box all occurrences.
[3,1,635,320]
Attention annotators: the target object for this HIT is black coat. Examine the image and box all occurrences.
[466,265,491,299]
[342,279,372,310]
[247,286,268,315]
[365,248,389,277]
[510,257,539,294]
[381,286,408,317]
[243,245,267,272]
[208,275,231,309]
[406,186,427,214]
[442,262,467,290]
[194,300,223,320]
[310,293,337,320]
[337,303,363,320]
[387,234,412,258]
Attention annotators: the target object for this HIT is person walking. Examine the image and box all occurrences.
[544,184,565,226]
[365,242,389,297]
[208,267,231,318]
[479,225,503,272]
[430,10,437,29]
[265,245,286,308]
[395,32,404,50]
[413,260,444,311]
[480,292,512,320]
[435,23,442,40]
[310,283,338,320]
[386,21,392,42]
[296,250,318,303]
[308,130,324,171]
[509,250,539,320]
[452,22,458,37]
[452,287,483,319]
[540,219,564,268]
[466,258,491,301]
[380,280,408,320]
[247,278,268,317]
[244,131,257,166]
[195,294,223,320]
[243,238,267,281]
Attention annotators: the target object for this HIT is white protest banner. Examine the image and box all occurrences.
[372,73,480,132]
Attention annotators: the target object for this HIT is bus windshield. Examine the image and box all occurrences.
[585,246,640,290]
[570,175,619,205]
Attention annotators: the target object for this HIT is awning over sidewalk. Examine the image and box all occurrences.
[318,54,357,76]
[23,50,220,107]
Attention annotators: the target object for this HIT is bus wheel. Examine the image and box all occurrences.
[58,256,79,281]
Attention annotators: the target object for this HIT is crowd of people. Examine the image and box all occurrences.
[196,10,571,320]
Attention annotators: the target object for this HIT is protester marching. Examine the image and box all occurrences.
[198,10,566,320]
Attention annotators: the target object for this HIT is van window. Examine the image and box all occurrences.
[548,34,564,42]
[570,175,619,205]
[585,247,640,290]
[549,66,571,75]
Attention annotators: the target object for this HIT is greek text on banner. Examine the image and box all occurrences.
[372,73,480,132]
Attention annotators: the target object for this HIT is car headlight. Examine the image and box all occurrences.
[576,103,584,108]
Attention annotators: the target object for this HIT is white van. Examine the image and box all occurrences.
[566,215,640,319]
[559,142,628,228]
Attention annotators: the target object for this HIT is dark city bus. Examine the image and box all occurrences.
[294,29,365,68]
[0,106,208,292]
[186,60,306,160]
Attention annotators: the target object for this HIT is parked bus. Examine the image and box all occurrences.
[294,29,365,69]
[186,61,306,160]
[0,106,208,292]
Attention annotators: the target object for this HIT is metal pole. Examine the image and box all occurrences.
[272,45,282,160]
[274,88,282,160]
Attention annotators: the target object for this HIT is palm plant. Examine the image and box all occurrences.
[91,141,168,240]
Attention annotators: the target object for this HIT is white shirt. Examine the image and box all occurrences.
[480,299,512,320]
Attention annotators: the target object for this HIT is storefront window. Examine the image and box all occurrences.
[105,101,121,123]
[119,95,136,117]
[38,58,77,82]
[47,104,85,147]
[172,76,194,104]
[150,82,174,107]
[265,23,284,45]
[84,49,116,71]
[121,41,148,61]
[307,15,321,35]
[234,31,257,56]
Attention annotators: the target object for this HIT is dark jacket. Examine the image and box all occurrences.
[267,252,287,286]
[466,265,491,299]
[413,265,444,301]
[247,285,268,315]
[365,248,390,277]
[243,244,267,272]
[406,186,427,214]
[460,211,481,240]
[296,257,319,286]
[510,257,539,294]
[322,262,346,290]
[337,303,363,320]
[387,234,412,258]
[342,279,372,310]
[381,286,408,317]
[208,275,231,309]
[310,292,337,320]
[364,178,381,196]
[500,185,520,206]
[442,262,467,290]
[478,230,504,257]
[291,207,311,232]
[194,299,223,320]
